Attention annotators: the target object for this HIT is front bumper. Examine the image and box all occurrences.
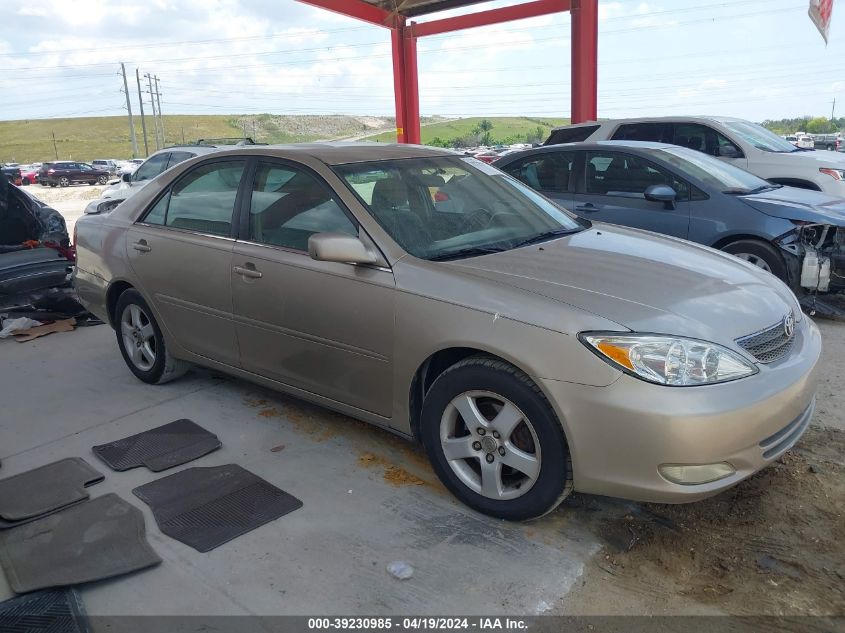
[541,316,821,503]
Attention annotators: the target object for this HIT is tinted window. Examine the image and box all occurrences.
[544,125,599,145]
[724,120,799,153]
[167,151,196,169]
[146,160,246,236]
[655,146,768,193]
[134,153,170,182]
[586,151,689,199]
[612,122,671,142]
[671,123,741,158]
[502,151,575,194]
[142,192,169,225]
[249,163,357,251]
[336,157,582,260]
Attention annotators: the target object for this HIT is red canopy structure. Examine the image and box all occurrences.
[297,0,597,143]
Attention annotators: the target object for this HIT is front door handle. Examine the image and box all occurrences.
[233,264,263,279]
[574,203,599,213]
[132,240,151,252]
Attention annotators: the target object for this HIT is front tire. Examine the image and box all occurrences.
[420,356,573,521]
[722,239,788,284]
[114,289,189,385]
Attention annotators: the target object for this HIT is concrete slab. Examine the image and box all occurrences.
[0,326,598,615]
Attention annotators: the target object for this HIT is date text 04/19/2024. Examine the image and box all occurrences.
[307,618,529,630]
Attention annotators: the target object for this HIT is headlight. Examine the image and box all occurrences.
[579,333,757,386]
[819,168,845,181]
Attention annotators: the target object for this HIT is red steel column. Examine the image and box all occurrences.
[570,0,597,123]
[403,26,421,144]
[390,21,408,143]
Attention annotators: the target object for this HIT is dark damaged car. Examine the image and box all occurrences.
[0,173,74,307]
[495,141,845,301]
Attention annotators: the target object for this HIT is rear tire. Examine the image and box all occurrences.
[420,356,573,521]
[59,176,69,187]
[722,239,788,284]
[97,175,108,184]
[114,289,189,385]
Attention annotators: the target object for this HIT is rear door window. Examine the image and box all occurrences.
[611,122,672,142]
[501,151,576,194]
[544,125,600,146]
[139,160,246,236]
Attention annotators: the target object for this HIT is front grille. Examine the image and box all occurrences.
[736,317,795,363]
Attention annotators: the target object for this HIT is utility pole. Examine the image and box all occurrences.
[120,63,139,157]
[51,131,58,159]
[832,98,836,122]
[145,73,160,150]
[154,76,165,146]
[136,68,149,156]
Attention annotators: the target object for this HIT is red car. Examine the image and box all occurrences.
[473,150,501,164]
[20,166,38,185]
[1,166,22,186]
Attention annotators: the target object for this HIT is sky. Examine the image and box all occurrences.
[0,0,842,123]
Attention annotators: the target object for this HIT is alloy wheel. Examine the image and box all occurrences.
[439,391,541,500]
[733,252,772,273]
[120,304,156,371]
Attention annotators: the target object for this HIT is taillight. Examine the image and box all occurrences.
[47,168,55,173]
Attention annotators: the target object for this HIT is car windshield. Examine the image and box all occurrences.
[656,146,772,194]
[335,156,584,261]
[723,120,800,153]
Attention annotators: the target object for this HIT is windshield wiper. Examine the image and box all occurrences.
[511,227,579,249]
[428,246,506,262]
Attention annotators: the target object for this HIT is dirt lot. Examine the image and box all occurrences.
[20,183,845,617]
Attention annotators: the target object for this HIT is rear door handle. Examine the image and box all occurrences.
[233,264,263,279]
[574,203,599,213]
[132,240,151,252]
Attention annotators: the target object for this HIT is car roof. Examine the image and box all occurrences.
[550,115,750,132]
[184,142,455,166]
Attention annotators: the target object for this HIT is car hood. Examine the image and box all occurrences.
[739,186,845,224]
[447,225,796,344]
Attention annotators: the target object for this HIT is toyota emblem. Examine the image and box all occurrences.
[783,313,795,338]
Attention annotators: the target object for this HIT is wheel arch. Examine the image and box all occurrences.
[408,346,562,444]
[710,233,777,251]
[105,279,134,327]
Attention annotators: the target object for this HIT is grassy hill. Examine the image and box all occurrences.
[0,114,568,163]
[362,116,569,145]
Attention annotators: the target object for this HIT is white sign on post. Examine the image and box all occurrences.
[809,0,835,43]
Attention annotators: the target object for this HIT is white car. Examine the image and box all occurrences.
[546,116,845,195]
[795,134,815,150]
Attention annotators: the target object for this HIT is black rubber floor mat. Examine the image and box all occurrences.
[0,588,90,633]
[0,493,161,593]
[133,464,302,552]
[0,458,103,524]
[92,419,221,472]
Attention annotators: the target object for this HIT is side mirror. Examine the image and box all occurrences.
[644,184,677,209]
[308,232,376,265]
[122,172,132,183]
[718,144,741,158]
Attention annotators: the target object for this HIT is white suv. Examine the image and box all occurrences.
[546,116,845,195]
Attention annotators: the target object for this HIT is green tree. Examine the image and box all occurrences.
[805,116,835,134]
[472,119,494,145]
